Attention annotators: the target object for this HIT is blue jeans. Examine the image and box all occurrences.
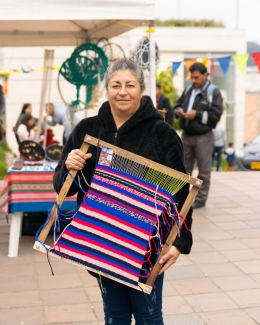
[212,146,223,171]
[97,273,164,325]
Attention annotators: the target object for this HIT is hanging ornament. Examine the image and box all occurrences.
[133,37,160,70]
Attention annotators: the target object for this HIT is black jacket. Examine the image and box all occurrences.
[54,96,193,254]
[157,94,173,125]
[174,82,223,136]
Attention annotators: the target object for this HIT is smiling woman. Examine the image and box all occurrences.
[53,58,193,325]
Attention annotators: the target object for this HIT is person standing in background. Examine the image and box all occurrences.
[44,103,80,145]
[174,62,223,209]
[212,123,226,171]
[156,83,174,125]
[224,143,235,171]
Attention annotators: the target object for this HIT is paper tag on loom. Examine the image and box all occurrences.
[98,147,114,166]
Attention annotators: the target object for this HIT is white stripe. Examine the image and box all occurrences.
[62,233,141,269]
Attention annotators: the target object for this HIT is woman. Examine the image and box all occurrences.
[16,114,36,142]
[53,58,192,325]
[15,103,33,131]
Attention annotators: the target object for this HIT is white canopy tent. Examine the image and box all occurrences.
[0,0,155,46]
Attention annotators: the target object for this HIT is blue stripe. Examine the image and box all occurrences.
[84,197,154,233]
[8,201,76,213]
[68,225,144,261]
[58,238,141,276]
[75,211,149,248]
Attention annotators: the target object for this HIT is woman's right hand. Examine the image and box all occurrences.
[65,149,92,171]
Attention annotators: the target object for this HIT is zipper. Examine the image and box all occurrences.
[115,132,117,140]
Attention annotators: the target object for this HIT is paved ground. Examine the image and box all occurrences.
[0,171,259,325]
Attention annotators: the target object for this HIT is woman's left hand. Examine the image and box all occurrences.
[158,246,181,274]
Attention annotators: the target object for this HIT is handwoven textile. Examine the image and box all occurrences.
[52,165,175,286]
[0,170,76,214]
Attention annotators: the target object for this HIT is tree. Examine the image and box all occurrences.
[156,66,180,130]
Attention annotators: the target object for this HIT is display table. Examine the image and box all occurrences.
[0,162,77,257]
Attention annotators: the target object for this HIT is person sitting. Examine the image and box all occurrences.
[15,103,33,131]
[16,114,36,143]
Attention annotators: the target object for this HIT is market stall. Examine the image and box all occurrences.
[0,0,156,257]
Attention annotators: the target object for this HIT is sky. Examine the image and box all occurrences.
[155,0,260,43]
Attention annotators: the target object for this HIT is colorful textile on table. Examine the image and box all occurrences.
[52,165,178,286]
[0,170,76,214]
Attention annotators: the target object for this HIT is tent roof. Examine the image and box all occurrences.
[0,0,155,46]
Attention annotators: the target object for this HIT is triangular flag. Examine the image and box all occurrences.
[218,56,232,76]
[196,58,209,68]
[251,52,260,72]
[233,54,249,75]
[21,66,30,73]
[210,58,215,79]
[184,59,196,80]
[172,62,182,75]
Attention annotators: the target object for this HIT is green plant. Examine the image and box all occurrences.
[0,140,12,179]
[156,66,180,130]
[154,19,225,28]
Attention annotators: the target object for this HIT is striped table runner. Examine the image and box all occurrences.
[0,170,76,214]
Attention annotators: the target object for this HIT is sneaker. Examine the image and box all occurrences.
[192,200,205,209]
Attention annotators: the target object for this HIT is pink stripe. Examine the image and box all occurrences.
[81,203,152,237]
[63,231,142,267]
[71,219,145,255]
[55,243,140,281]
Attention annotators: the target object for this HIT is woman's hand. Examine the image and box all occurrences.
[65,149,92,171]
[158,246,181,274]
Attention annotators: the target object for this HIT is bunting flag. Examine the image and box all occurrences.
[184,59,196,80]
[210,58,215,79]
[21,66,30,73]
[217,56,232,76]
[196,58,209,68]
[172,61,182,75]
[251,52,260,72]
[233,54,249,75]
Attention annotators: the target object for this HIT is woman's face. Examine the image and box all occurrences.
[27,118,35,128]
[24,105,32,115]
[107,70,143,117]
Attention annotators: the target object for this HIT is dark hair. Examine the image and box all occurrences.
[21,103,31,114]
[189,62,208,74]
[105,58,145,91]
[21,114,34,133]
[156,83,162,89]
[228,142,233,147]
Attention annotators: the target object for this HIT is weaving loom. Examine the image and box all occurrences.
[33,135,202,294]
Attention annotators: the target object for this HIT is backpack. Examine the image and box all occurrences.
[184,83,217,107]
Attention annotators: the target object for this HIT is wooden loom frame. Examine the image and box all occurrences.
[33,134,203,294]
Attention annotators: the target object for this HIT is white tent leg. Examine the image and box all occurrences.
[8,212,23,258]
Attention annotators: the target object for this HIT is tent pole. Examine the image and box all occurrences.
[149,20,156,105]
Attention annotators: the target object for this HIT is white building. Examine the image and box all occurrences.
[1,27,247,154]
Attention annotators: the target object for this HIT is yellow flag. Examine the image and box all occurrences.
[196,58,209,68]
[233,54,249,75]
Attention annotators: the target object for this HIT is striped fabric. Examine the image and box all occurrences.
[0,170,76,214]
[52,165,175,286]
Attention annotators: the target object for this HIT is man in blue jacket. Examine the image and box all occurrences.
[174,62,223,209]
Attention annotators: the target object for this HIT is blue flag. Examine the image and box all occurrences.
[172,62,182,75]
[218,56,231,76]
